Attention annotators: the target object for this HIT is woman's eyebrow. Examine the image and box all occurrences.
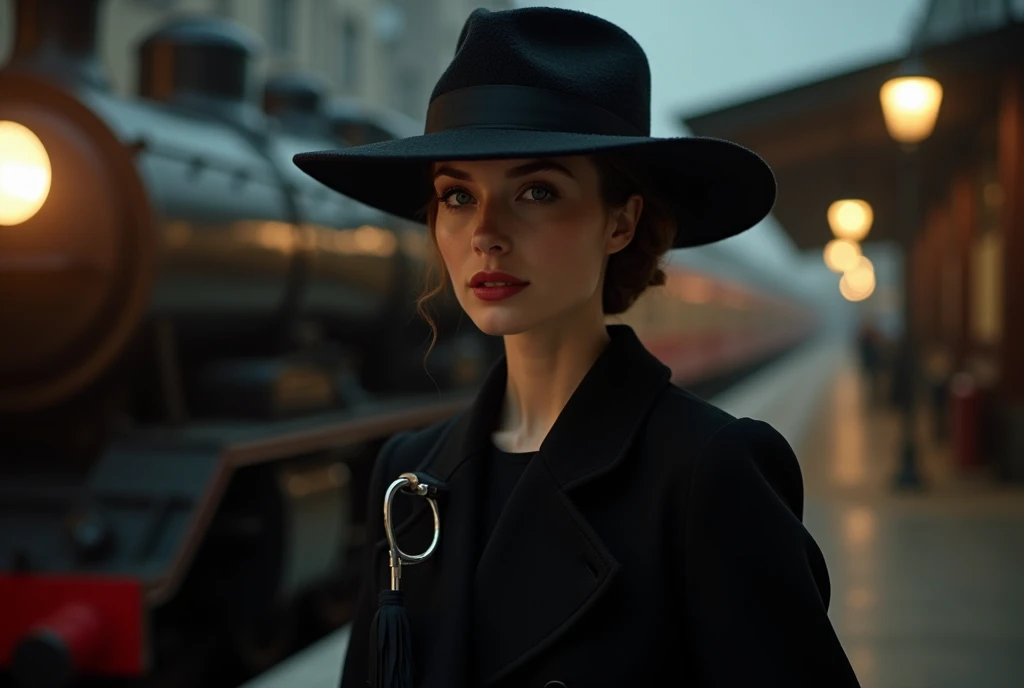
[505,159,575,179]
[433,165,471,181]
[432,159,576,182]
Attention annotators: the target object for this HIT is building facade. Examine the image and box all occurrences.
[0,0,513,121]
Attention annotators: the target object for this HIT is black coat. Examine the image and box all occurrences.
[340,325,860,688]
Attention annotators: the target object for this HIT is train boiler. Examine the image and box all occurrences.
[0,2,819,686]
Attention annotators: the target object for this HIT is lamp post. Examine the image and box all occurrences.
[879,55,943,490]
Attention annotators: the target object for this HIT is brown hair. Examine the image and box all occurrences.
[415,153,677,355]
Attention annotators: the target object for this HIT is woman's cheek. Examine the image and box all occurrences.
[434,225,464,272]
[539,214,605,261]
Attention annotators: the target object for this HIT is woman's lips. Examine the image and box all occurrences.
[469,270,528,287]
[468,270,529,301]
[471,283,529,301]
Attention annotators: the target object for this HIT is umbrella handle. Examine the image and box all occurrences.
[383,473,441,591]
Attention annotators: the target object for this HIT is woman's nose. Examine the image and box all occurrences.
[473,237,508,255]
[471,222,510,256]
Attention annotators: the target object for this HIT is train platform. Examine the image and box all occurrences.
[241,334,1024,688]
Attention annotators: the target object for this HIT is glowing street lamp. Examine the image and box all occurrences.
[880,62,944,145]
[828,199,873,242]
[823,238,862,273]
[839,255,876,302]
[844,256,875,292]
[840,271,876,302]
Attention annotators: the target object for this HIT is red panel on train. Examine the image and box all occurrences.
[0,575,145,676]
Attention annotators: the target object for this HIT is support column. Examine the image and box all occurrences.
[892,145,925,490]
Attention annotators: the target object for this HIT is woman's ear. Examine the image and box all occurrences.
[605,194,643,255]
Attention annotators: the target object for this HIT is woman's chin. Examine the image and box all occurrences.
[466,307,536,337]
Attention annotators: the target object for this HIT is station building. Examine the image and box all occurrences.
[682,0,1024,480]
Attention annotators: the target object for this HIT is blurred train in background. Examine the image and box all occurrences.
[0,1,819,686]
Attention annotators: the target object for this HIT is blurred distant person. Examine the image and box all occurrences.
[857,312,884,404]
[295,6,860,687]
[924,346,952,441]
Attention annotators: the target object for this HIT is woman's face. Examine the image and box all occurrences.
[431,156,641,337]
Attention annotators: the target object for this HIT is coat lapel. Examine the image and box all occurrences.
[372,325,671,688]
[473,325,672,685]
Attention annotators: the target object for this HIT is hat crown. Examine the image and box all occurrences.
[429,7,651,137]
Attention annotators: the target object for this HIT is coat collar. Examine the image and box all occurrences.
[381,324,672,687]
[434,323,672,488]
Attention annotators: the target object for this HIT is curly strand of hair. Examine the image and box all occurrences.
[415,195,447,368]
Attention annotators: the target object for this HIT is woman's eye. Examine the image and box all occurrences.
[523,186,554,202]
[438,188,474,209]
[438,185,555,210]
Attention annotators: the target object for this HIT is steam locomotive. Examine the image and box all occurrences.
[0,2,818,686]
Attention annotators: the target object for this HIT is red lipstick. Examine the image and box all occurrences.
[469,270,529,302]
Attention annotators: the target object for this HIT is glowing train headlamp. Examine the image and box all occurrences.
[0,120,52,226]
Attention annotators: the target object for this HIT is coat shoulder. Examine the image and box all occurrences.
[643,385,799,494]
[645,383,737,452]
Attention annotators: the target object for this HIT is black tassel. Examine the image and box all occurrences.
[368,590,415,688]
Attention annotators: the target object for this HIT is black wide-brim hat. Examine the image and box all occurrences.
[293,7,776,249]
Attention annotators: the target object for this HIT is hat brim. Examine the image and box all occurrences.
[292,128,776,248]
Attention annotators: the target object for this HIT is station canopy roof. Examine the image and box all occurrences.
[681,10,1024,251]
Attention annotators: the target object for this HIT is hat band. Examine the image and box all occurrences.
[425,85,644,137]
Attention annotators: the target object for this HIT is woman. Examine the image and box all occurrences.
[295,6,860,688]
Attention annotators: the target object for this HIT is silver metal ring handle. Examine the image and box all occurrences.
[383,474,441,590]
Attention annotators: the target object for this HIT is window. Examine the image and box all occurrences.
[340,16,361,93]
[267,0,290,53]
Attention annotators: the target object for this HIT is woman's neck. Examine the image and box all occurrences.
[492,313,610,453]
